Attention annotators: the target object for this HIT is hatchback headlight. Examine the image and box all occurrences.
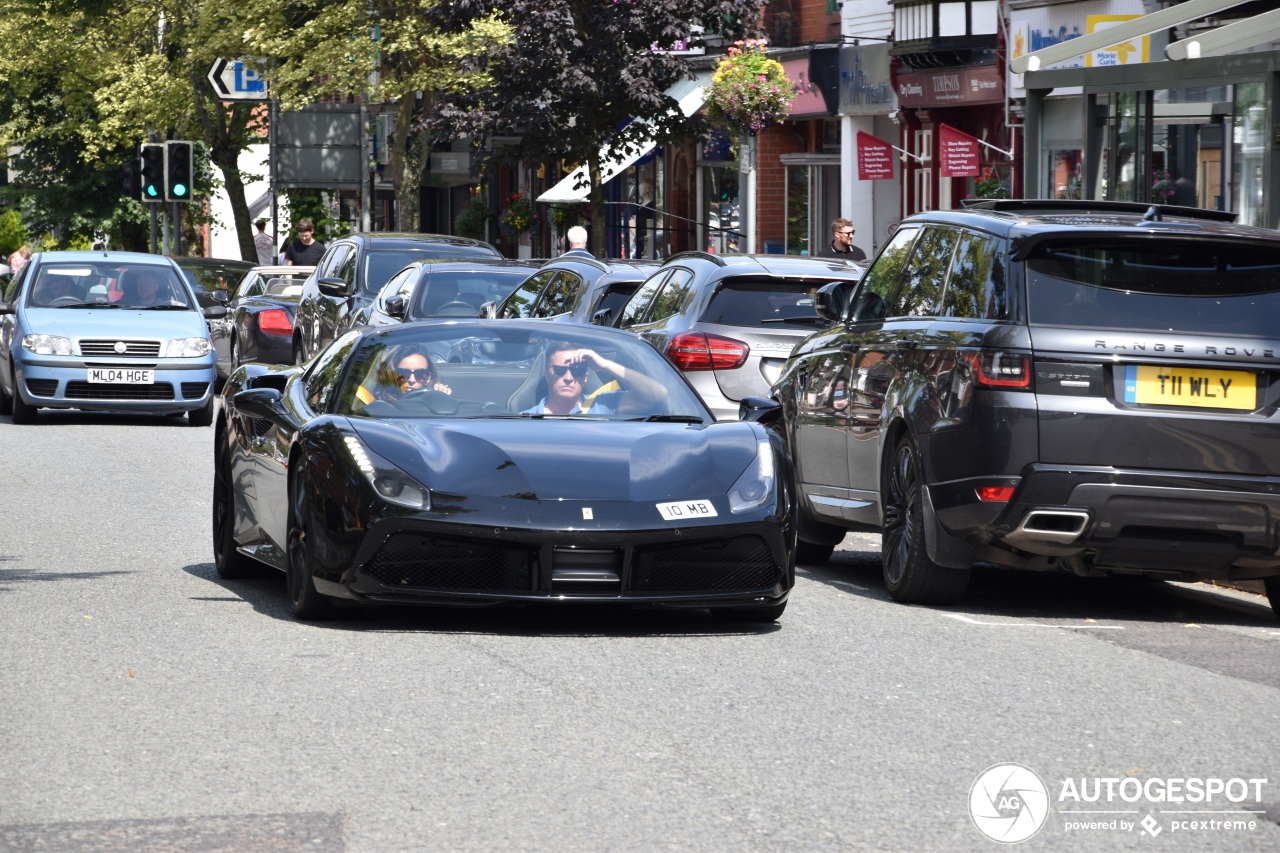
[343,435,430,510]
[728,438,775,513]
[22,334,72,355]
[164,337,212,357]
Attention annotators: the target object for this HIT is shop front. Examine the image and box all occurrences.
[1023,52,1280,228]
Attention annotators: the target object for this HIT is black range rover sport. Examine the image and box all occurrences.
[761,199,1280,614]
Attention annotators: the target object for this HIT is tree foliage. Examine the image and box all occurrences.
[427,0,758,254]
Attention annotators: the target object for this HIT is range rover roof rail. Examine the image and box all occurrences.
[959,198,1238,223]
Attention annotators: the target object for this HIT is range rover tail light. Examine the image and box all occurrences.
[962,351,1033,389]
[258,309,293,336]
[666,332,749,371]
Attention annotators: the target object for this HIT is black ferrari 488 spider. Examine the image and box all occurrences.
[213,320,796,621]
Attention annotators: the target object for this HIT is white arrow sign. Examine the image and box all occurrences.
[208,58,268,101]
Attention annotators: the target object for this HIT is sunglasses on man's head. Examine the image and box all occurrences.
[396,367,433,382]
[550,363,588,380]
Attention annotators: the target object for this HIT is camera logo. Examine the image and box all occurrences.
[970,763,1050,843]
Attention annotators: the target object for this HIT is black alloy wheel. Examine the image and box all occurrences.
[880,436,970,605]
[212,434,259,579]
[286,463,335,620]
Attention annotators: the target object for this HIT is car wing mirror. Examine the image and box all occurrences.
[203,304,229,320]
[232,387,296,428]
[739,395,782,425]
[479,300,496,319]
[211,289,231,304]
[815,281,852,323]
[0,301,13,316]
[591,307,614,326]
[385,295,407,320]
[317,277,350,297]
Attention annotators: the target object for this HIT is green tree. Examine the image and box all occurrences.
[0,209,28,258]
[428,1,757,256]
[244,1,509,233]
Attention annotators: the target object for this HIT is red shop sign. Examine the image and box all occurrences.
[938,124,981,178]
[857,131,894,181]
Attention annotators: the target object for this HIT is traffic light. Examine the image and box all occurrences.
[165,141,193,202]
[139,144,165,201]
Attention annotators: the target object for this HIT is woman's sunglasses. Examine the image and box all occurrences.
[396,367,434,383]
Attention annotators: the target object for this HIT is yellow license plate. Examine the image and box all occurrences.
[1123,364,1256,410]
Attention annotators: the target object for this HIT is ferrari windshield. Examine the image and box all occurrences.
[334,323,712,421]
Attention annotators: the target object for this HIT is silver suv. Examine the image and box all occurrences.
[617,253,865,420]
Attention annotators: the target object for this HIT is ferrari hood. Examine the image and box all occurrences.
[350,418,762,502]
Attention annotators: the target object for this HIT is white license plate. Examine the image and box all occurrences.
[655,499,719,521]
[87,368,154,384]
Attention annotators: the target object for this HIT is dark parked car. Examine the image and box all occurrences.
[489,257,661,325]
[211,265,315,382]
[763,199,1280,615]
[349,258,542,328]
[616,253,866,420]
[292,233,501,364]
[214,320,795,622]
[173,257,255,308]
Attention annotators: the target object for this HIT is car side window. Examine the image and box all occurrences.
[849,225,920,322]
[646,268,695,324]
[504,270,555,318]
[941,230,1007,320]
[320,244,351,281]
[379,268,416,309]
[304,330,362,412]
[3,264,29,302]
[618,270,671,329]
[237,274,264,300]
[894,226,960,317]
[532,271,581,318]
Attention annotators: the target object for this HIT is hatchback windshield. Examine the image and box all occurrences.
[27,263,191,310]
[335,325,710,421]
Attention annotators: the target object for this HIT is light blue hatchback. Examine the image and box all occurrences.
[0,251,225,425]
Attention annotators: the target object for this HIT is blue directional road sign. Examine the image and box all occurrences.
[207,58,268,101]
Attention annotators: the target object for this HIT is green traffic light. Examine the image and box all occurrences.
[172,184,188,197]
[146,186,159,197]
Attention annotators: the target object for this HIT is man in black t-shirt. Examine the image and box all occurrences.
[817,217,867,261]
[284,219,326,266]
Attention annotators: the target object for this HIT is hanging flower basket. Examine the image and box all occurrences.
[455,195,492,240]
[705,39,798,136]
[1151,169,1176,203]
[972,168,1010,199]
[499,193,536,237]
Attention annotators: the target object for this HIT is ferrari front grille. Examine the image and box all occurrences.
[366,533,535,591]
[64,382,176,400]
[632,537,778,593]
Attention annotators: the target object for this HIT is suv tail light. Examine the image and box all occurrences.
[666,332,749,371]
[962,351,1032,389]
[258,309,293,336]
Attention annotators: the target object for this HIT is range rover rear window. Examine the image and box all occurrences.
[1025,240,1280,336]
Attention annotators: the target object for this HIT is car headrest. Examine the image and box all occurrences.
[506,349,547,413]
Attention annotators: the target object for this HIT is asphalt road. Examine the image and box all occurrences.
[1,410,1278,852]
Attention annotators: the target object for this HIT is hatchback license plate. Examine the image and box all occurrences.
[88,368,154,384]
[1123,364,1255,410]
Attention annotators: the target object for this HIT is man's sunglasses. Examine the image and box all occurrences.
[396,368,434,382]
[550,363,588,380]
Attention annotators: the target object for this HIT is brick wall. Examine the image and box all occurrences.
[797,0,840,45]
[754,125,806,249]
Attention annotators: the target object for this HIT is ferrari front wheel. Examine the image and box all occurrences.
[286,465,335,620]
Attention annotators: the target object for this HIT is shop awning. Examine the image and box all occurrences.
[537,74,711,204]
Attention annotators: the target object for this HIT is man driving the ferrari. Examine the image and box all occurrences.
[522,340,665,415]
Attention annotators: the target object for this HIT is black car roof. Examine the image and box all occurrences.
[899,200,1280,247]
[662,251,865,278]
[336,232,501,253]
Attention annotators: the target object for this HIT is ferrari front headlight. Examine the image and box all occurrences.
[343,435,430,510]
[22,334,72,355]
[728,438,775,514]
[164,337,212,357]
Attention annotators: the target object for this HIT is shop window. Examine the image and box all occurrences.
[1050,150,1082,199]
[1232,82,1267,228]
[786,164,810,255]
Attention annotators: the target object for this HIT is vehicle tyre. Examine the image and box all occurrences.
[212,435,259,579]
[712,601,787,623]
[293,338,307,366]
[880,436,970,605]
[229,337,239,372]
[0,373,12,416]
[188,395,215,427]
[789,463,843,565]
[1264,575,1280,621]
[286,463,335,620]
[795,540,836,565]
[10,370,36,424]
